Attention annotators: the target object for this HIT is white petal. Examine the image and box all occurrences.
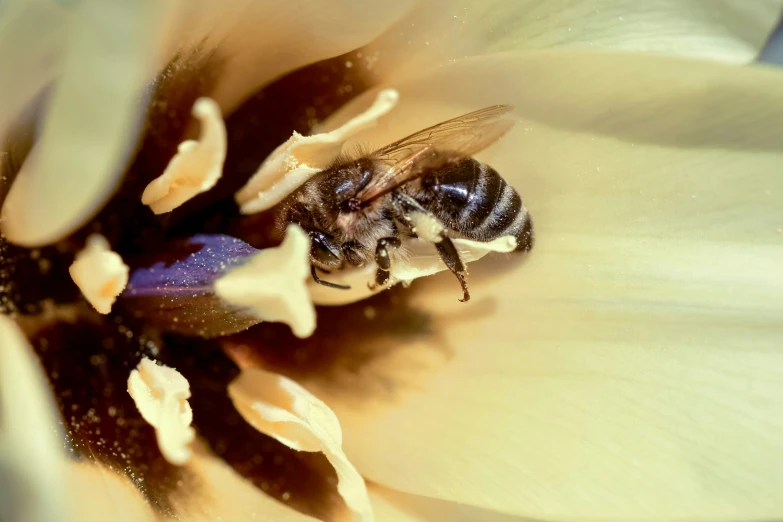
[0,0,169,247]
[170,1,415,112]
[0,0,67,142]
[305,54,783,520]
[229,368,373,522]
[1,0,416,246]
[64,450,322,522]
[365,0,783,81]
[66,463,156,522]
[170,445,322,522]
[236,89,399,214]
[370,486,536,522]
[0,315,69,522]
[142,97,226,214]
[127,358,195,466]
[215,225,316,338]
[68,234,129,314]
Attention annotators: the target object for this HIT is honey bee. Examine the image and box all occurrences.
[275,105,533,302]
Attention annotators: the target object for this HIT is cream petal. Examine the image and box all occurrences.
[0,0,170,247]
[229,368,374,522]
[171,0,416,112]
[170,445,322,522]
[66,464,156,522]
[0,315,69,522]
[305,54,783,520]
[0,0,67,142]
[1,0,415,247]
[370,486,537,522]
[365,0,783,81]
[64,449,323,522]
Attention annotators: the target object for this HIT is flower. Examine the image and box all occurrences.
[2,1,783,521]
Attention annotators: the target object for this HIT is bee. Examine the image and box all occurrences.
[275,105,533,302]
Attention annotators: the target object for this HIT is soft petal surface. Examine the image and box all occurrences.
[0,315,69,522]
[370,486,537,522]
[229,367,373,522]
[63,450,322,522]
[367,0,783,81]
[169,446,322,522]
[0,0,67,140]
[306,53,783,520]
[1,0,415,246]
[171,0,416,111]
[0,0,168,247]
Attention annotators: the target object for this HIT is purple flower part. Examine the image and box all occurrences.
[120,234,263,338]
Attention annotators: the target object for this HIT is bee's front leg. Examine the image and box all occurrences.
[372,237,402,288]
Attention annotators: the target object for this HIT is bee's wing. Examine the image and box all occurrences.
[355,105,515,203]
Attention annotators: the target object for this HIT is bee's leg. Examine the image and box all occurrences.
[373,237,402,287]
[434,237,470,302]
[391,193,470,302]
[310,265,351,290]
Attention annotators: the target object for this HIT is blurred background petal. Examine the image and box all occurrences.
[364,0,783,80]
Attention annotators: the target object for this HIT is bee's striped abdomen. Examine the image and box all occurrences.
[413,157,533,252]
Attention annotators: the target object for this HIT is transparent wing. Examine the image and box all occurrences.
[356,105,515,203]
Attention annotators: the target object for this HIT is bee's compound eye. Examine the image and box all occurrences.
[310,231,342,268]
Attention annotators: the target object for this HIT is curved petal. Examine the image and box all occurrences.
[0,315,69,522]
[366,0,783,80]
[63,451,323,522]
[170,0,417,112]
[308,53,783,520]
[0,0,416,247]
[0,0,168,247]
[370,485,538,522]
[167,446,322,522]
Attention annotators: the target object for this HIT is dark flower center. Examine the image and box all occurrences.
[0,46,425,521]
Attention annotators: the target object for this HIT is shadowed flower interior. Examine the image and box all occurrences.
[2,2,783,522]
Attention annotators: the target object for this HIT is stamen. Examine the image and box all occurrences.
[235,89,399,214]
[141,97,226,214]
[127,358,195,466]
[68,234,129,314]
[214,225,316,338]
[120,227,316,338]
[228,367,374,522]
